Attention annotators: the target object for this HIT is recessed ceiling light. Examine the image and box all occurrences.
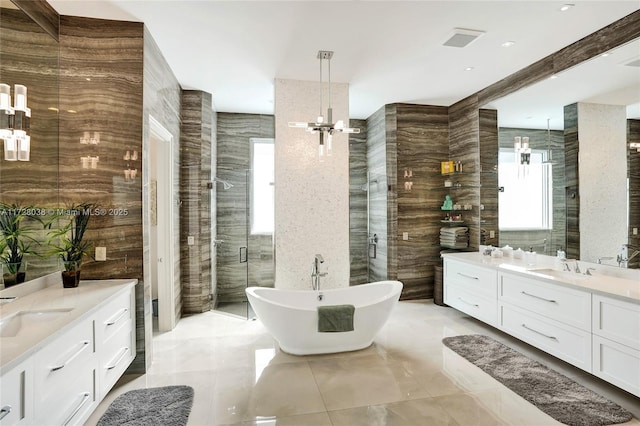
[549,75,558,79]
[559,4,574,12]
[464,67,474,71]
[501,41,516,48]
[601,52,610,57]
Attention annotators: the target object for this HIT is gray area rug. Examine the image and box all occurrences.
[442,335,633,426]
[97,385,194,426]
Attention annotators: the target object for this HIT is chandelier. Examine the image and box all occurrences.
[288,51,359,158]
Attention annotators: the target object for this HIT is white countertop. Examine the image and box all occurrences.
[442,252,640,303]
[0,278,137,375]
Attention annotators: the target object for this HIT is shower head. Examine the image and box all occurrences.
[213,177,234,190]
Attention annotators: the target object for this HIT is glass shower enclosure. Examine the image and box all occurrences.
[214,168,274,319]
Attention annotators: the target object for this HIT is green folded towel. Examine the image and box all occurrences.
[317,304,355,332]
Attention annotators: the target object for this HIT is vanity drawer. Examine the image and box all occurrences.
[444,259,497,299]
[592,294,640,350]
[33,317,94,398]
[499,272,591,331]
[35,367,96,426]
[499,303,591,372]
[95,289,134,345]
[593,335,640,397]
[99,319,134,398]
[445,283,498,326]
[0,358,32,426]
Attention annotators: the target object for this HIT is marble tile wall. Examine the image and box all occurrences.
[577,103,627,264]
[274,79,350,290]
[180,90,213,314]
[628,119,639,269]
[348,119,368,286]
[12,0,58,40]
[498,127,566,255]
[216,113,274,301]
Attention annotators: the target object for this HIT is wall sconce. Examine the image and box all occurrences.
[81,156,99,169]
[80,131,100,145]
[124,168,137,181]
[0,83,31,161]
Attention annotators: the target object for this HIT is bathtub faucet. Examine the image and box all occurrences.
[311,254,327,291]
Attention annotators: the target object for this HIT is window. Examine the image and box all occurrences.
[250,138,274,234]
[498,148,553,230]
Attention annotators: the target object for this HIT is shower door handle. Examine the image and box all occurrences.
[239,246,248,263]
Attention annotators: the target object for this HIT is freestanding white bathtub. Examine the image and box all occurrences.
[245,281,403,355]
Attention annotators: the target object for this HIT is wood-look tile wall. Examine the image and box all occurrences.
[564,104,580,260]
[59,17,182,373]
[365,106,391,283]
[479,109,499,247]
[349,119,368,286]
[628,119,639,269]
[448,96,481,249]
[216,113,274,302]
[396,104,449,300]
[180,90,213,314]
[143,27,182,335]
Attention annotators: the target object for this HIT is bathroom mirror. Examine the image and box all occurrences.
[0,2,60,282]
[481,38,640,267]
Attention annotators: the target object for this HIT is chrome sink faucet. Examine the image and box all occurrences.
[311,254,327,291]
[618,244,640,268]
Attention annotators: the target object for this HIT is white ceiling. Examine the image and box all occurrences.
[47,1,640,128]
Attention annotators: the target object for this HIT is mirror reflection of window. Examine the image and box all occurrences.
[250,138,274,235]
[498,149,553,230]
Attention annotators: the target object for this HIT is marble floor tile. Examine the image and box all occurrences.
[86,300,640,425]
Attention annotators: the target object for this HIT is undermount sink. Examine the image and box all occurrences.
[530,268,589,281]
[0,308,73,338]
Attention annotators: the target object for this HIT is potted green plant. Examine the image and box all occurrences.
[47,202,97,288]
[0,203,43,287]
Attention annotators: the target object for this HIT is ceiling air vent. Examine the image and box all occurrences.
[443,28,485,48]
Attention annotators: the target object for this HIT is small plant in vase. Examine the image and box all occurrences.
[47,203,97,288]
[0,203,43,287]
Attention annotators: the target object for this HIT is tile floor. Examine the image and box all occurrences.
[86,300,640,425]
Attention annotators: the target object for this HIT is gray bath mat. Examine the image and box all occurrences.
[97,385,194,426]
[442,335,633,426]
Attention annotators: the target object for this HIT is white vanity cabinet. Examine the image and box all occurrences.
[443,259,498,326]
[33,317,96,426]
[592,294,640,396]
[0,279,136,426]
[498,272,592,372]
[95,288,135,399]
[0,358,32,426]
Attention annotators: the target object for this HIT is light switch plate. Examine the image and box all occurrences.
[95,247,107,261]
[402,232,409,240]
[489,230,495,238]
[187,236,195,245]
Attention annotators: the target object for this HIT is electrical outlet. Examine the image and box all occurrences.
[187,236,195,245]
[633,228,638,235]
[95,247,107,261]
[489,230,495,238]
[402,232,409,241]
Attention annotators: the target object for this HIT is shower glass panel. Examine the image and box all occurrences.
[214,168,274,319]
[367,172,387,282]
